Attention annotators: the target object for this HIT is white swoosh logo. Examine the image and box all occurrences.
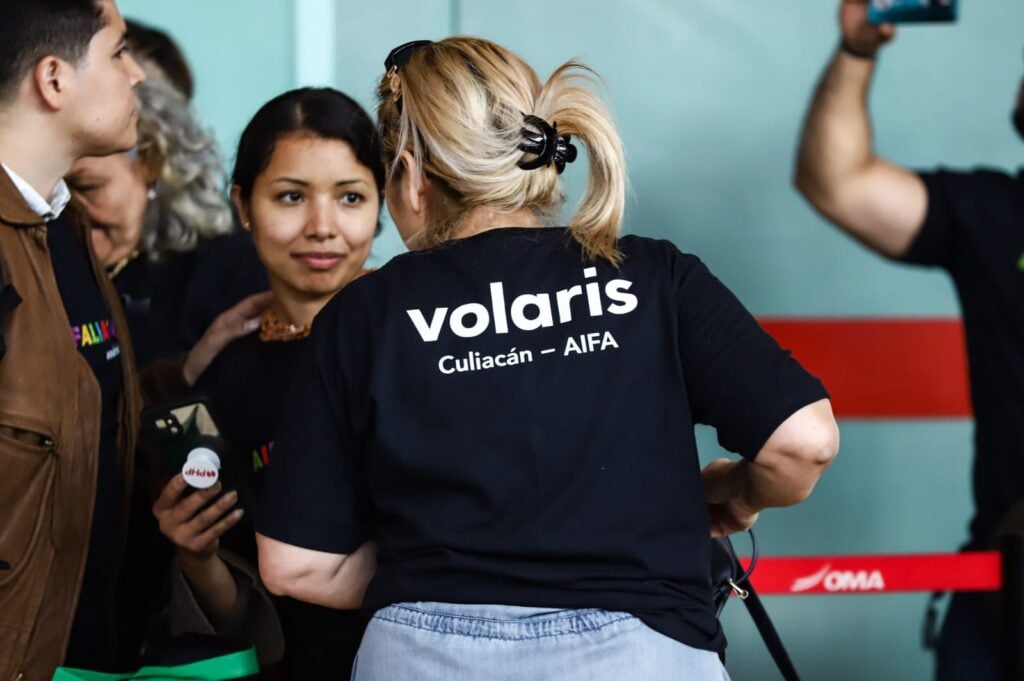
[791,564,831,593]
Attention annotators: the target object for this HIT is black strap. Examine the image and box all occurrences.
[742,583,801,681]
[922,590,946,649]
[719,531,800,681]
[0,264,21,360]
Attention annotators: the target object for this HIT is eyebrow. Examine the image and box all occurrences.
[269,178,369,188]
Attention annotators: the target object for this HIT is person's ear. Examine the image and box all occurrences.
[33,57,72,111]
[137,146,164,186]
[231,186,252,231]
[398,150,428,217]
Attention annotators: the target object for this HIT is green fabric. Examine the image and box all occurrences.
[52,648,258,681]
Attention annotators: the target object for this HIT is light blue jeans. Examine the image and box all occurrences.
[352,602,731,681]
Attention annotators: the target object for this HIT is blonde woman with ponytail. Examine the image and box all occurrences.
[256,37,839,680]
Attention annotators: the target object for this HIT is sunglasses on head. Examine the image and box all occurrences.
[385,39,434,76]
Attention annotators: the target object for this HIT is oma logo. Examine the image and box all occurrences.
[790,564,886,593]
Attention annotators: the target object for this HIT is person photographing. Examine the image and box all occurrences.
[795,1,1024,678]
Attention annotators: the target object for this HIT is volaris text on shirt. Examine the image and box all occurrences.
[406,267,639,342]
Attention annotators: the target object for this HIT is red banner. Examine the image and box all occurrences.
[760,318,970,418]
[738,552,1002,595]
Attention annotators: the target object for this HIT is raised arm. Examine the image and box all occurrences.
[794,0,927,259]
[256,535,378,609]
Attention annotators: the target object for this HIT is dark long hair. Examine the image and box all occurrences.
[232,87,385,234]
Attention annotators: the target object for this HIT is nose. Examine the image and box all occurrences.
[126,52,146,87]
[304,197,338,240]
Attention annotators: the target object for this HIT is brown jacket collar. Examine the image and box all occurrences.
[0,164,52,228]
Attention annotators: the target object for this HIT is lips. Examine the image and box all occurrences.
[294,252,344,270]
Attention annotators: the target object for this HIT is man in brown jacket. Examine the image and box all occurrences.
[0,1,147,678]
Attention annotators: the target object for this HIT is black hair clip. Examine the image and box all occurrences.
[518,114,578,174]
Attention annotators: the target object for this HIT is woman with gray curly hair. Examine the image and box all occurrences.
[68,61,267,369]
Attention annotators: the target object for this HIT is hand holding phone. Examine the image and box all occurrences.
[152,476,244,560]
[841,0,899,59]
[144,398,252,561]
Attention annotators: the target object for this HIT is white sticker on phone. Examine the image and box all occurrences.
[182,447,221,489]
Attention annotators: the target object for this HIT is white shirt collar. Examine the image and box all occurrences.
[0,163,71,222]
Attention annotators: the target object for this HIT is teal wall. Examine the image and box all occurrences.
[119,0,295,183]
[119,1,1024,678]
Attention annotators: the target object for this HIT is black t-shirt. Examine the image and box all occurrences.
[116,230,268,370]
[196,332,366,678]
[48,215,125,669]
[257,228,827,653]
[905,168,1024,546]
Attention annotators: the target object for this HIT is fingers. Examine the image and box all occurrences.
[156,485,244,555]
[192,508,246,551]
[219,291,274,330]
[153,475,188,514]
[171,482,224,523]
[235,291,275,319]
[232,291,274,335]
[184,292,273,385]
[707,503,758,538]
[203,291,274,347]
[185,490,239,534]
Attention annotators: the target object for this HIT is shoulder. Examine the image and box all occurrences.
[192,230,267,284]
[618,234,706,278]
[919,166,1024,199]
[310,272,384,345]
[195,331,262,392]
[199,229,258,256]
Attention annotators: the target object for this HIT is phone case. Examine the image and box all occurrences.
[141,398,224,475]
[869,0,958,24]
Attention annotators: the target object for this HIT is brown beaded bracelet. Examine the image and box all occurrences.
[839,40,876,61]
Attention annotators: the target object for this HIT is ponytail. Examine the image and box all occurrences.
[533,62,626,264]
[376,38,627,263]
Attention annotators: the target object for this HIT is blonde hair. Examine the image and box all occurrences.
[376,37,626,263]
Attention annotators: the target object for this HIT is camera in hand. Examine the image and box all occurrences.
[869,0,958,24]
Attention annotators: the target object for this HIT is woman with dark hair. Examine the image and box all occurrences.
[150,87,385,679]
[255,39,840,680]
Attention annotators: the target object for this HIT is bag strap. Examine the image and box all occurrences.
[723,532,800,681]
[741,583,802,681]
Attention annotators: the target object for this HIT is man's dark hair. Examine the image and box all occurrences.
[0,0,106,103]
[126,19,194,101]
